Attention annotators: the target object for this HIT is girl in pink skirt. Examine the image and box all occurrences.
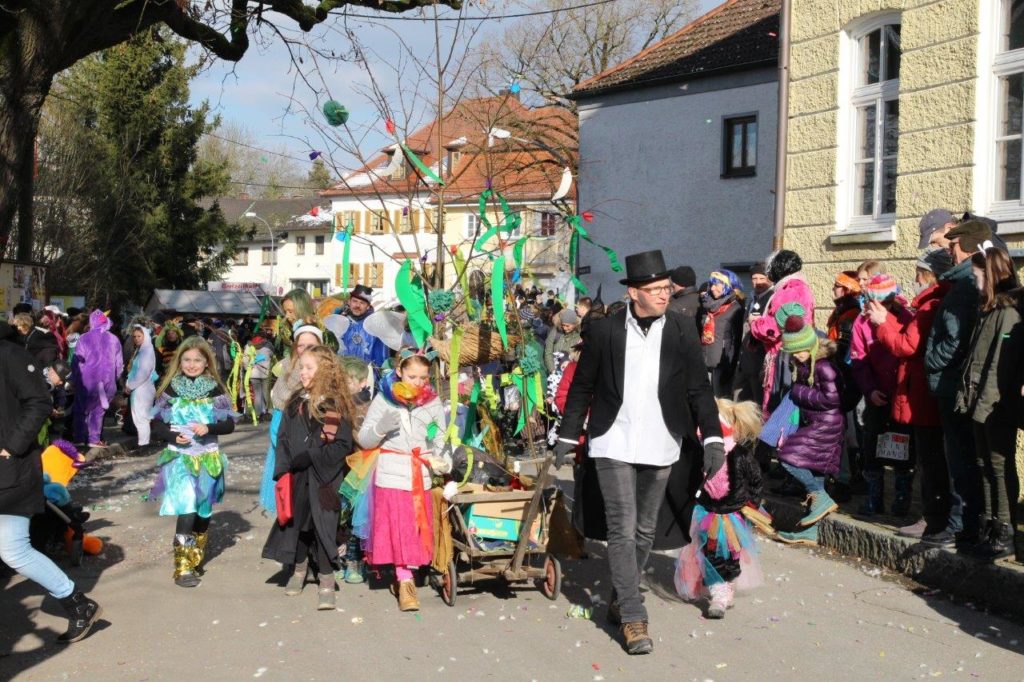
[356,350,449,611]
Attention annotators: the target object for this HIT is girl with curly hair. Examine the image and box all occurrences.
[261,346,357,610]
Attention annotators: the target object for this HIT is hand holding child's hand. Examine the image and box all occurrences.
[175,434,191,445]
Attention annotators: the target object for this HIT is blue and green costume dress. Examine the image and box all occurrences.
[150,376,239,518]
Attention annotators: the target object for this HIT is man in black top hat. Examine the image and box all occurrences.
[554,249,723,655]
[340,284,388,367]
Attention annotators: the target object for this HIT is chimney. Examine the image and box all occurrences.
[238,192,250,200]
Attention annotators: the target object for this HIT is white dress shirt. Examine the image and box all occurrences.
[588,306,683,466]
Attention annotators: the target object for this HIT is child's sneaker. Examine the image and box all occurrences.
[799,491,838,527]
[343,559,365,584]
[706,582,734,619]
[777,525,819,545]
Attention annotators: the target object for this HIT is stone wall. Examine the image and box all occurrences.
[784,0,1024,323]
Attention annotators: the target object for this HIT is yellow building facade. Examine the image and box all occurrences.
[784,0,1024,320]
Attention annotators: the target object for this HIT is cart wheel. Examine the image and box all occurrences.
[441,560,458,607]
[540,555,561,601]
[70,539,84,567]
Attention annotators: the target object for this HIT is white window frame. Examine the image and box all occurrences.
[834,11,901,243]
[464,212,480,240]
[974,0,1024,235]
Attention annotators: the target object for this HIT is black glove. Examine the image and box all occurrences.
[703,441,726,478]
[551,440,576,469]
[318,484,341,512]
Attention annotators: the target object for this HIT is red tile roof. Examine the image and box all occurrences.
[320,95,577,202]
[573,0,780,98]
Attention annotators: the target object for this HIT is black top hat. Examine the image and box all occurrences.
[349,284,373,304]
[619,250,672,286]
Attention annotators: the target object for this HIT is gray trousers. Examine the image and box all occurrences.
[594,458,672,624]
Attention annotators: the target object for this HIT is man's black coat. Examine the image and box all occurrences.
[560,307,722,549]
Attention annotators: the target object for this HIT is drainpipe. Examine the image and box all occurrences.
[772,0,792,250]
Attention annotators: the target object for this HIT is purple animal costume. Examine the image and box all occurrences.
[72,310,123,445]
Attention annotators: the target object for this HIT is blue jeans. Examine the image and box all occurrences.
[0,514,75,599]
[781,462,825,494]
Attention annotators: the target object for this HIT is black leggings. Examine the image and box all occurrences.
[175,514,211,535]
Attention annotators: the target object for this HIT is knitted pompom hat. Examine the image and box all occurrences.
[781,313,818,354]
[863,273,900,301]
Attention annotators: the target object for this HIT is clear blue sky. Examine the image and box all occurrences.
[189,0,726,175]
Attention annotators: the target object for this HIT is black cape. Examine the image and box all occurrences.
[261,397,352,568]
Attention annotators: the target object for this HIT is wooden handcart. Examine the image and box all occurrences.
[433,455,562,606]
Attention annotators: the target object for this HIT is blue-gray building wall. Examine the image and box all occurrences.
[575,67,778,300]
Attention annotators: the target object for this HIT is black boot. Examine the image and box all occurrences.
[58,591,102,643]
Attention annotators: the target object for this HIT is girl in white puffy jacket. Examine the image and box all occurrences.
[357,351,449,612]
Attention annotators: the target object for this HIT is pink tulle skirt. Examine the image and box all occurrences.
[365,483,434,568]
[675,504,763,600]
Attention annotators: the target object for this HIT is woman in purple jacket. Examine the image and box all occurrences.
[774,304,845,546]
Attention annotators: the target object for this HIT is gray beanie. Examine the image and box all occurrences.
[916,247,954,277]
[558,309,580,326]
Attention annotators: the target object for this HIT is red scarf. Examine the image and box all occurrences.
[701,301,733,345]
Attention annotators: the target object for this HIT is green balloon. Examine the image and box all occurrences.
[322,100,349,127]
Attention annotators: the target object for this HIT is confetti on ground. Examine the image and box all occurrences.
[351,617,364,624]
[258,622,267,627]
[253,668,267,678]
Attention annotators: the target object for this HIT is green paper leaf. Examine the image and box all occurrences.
[395,260,432,347]
[402,143,444,186]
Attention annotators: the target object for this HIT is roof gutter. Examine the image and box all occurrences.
[569,57,777,102]
[772,0,791,250]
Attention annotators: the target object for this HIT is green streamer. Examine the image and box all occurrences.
[453,245,469,294]
[568,230,587,295]
[402,143,444,185]
[491,256,508,348]
[474,190,521,251]
[512,235,530,271]
[254,294,270,332]
[395,260,432,347]
[566,214,624,274]
[341,217,353,290]
[463,379,480,443]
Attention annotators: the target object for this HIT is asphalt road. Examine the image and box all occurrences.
[3,424,1023,681]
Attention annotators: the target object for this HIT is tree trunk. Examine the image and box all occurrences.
[0,13,53,260]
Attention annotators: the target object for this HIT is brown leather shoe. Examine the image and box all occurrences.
[621,620,653,655]
[397,580,420,611]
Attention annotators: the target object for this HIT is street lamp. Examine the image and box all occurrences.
[244,211,277,295]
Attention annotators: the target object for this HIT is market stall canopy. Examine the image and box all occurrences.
[145,289,281,317]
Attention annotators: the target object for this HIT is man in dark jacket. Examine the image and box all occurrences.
[667,265,700,318]
[925,219,988,551]
[732,265,774,402]
[0,323,103,643]
[553,250,722,655]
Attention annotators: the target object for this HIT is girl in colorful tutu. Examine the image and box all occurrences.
[675,398,765,618]
[261,347,356,610]
[356,349,450,612]
[150,337,238,588]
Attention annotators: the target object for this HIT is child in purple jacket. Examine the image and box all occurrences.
[774,304,845,546]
